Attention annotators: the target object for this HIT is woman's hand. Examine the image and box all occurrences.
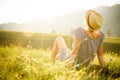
[65,58,75,67]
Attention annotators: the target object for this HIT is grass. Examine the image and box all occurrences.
[0,30,72,49]
[104,37,120,44]
[0,46,120,80]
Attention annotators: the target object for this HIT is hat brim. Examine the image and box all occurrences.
[86,10,102,31]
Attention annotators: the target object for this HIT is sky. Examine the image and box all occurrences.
[0,0,120,24]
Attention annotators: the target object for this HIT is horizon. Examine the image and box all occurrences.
[0,0,120,35]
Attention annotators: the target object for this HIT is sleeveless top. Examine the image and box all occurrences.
[72,27,105,65]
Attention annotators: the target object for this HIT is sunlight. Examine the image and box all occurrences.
[0,0,102,23]
[0,0,119,24]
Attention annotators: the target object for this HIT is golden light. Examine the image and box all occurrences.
[0,0,118,24]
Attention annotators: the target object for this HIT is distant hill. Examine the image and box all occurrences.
[94,4,120,37]
[0,4,120,37]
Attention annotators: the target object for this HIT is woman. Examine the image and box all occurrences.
[52,10,105,67]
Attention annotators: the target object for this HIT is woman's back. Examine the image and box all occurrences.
[72,27,104,65]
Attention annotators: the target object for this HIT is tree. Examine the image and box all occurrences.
[51,29,56,34]
[107,29,111,37]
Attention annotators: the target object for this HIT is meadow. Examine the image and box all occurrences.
[0,30,120,52]
[0,30,72,49]
[0,46,120,80]
[0,30,120,80]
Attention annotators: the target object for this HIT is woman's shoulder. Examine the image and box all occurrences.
[99,31,105,39]
[74,27,84,31]
[72,27,86,41]
[73,27,85,34]
[93,31,104,39]
[97,31,105,45]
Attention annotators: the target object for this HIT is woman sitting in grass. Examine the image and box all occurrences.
[52,10,105,67]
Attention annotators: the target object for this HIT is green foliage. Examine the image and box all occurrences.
[0,30,72,49]
[0,46,120,80]
[104,37,120,44]
[0,30,120,53]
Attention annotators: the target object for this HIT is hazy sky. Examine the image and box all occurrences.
[0,0,120,24]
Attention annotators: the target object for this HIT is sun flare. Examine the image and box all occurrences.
[0,0,119,24]
[1,0,83,23]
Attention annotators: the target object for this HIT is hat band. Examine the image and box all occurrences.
[87,14,94,31]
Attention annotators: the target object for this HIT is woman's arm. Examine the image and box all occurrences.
[97,44,104,67]
[66,37,80,64]
[71,37,80,59]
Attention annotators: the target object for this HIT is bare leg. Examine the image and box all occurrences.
[52,36,68,60]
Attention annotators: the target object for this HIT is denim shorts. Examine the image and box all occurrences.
[57,48,71,61]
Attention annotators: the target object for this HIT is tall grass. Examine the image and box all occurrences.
[0,46,120,80]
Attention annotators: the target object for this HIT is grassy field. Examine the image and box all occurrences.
[0,30,120,53]
[104,37,120,44]
[0,46,120,80]
[0,30,72,49]
[0,30,120,80]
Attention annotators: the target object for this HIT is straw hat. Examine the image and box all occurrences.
[86,10,103,31]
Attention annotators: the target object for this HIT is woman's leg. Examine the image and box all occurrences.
[52,36,68,60]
